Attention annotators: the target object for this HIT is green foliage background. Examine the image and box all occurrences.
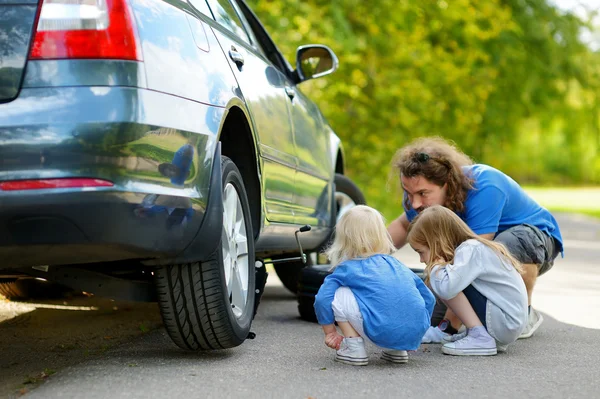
[247,0,600,220]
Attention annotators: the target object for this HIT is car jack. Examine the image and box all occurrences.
[247,225,312,340]
[263,224,312,265]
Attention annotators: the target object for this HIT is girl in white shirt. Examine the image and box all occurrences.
[407,205,528,356]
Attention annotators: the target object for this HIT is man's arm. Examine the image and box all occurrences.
[388,213,410,249]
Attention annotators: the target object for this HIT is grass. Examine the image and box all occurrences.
[524,187,600,219]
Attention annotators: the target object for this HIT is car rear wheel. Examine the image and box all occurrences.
[333,173,366,222]
[275,173,366,295]
[155,156,255,350]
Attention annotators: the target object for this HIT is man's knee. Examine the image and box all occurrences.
[520,263,539,285]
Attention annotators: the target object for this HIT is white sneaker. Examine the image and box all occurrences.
[442,330,467,344]
[335,337,368,366]
[496,342,508,353]
[441,327,497,356]
[421,326,450,344]
[519,308,544,339]
[381,349,408,364]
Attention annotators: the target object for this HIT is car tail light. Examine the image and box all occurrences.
[0,178,114,191]
[29,0,142,61]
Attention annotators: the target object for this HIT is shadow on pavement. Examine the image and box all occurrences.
[0,296,162,397]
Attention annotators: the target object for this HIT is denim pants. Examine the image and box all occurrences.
[462,285,488,327]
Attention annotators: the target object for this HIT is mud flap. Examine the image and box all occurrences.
[247,260,268,340]
[253,259,268,319]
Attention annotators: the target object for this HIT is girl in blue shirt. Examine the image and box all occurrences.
[314,205,435,366]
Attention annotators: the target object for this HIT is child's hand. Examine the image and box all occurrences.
[324,331,343,350]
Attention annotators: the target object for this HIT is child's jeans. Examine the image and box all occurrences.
[331,287,374,345]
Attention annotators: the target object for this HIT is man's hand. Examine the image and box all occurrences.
[324,331,344,350]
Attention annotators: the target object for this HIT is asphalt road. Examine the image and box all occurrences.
[1,213,598,399]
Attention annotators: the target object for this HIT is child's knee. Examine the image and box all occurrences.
[335,286,352,297]
[332,287,357,319]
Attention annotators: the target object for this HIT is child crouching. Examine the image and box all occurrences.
[314,205,435,366]
[407,205,528,355]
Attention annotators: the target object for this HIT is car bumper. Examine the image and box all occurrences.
[0,86,226,269]
[0,189,202,268]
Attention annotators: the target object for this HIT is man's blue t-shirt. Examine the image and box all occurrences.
[404,164,563,252]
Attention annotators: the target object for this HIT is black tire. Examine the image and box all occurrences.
[155,156,256,350]
[0,278,77,300]
[298,295,318,322]
[273,256,312,294]
[326,173,367,250]
[334,173,366,213]
[297,264,332,322]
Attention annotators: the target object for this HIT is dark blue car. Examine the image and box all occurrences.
[0,0,365,350]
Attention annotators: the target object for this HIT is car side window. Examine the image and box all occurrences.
[188,0,212,17]
[230,0,292,76]
[206,0,252,44]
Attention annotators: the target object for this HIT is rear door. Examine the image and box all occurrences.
[285,86,332,227]
[199,0,297,223]
[231,1,333,227]
[0,0,38,102]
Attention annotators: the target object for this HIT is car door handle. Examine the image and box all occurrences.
[229,46,244,67]
[285,86,295,100]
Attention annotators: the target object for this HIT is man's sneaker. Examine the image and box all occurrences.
[441,327,497,356]
[381,349,408,364]
[335,337,368,366]
[442,330,467,344]
[496,342,508,353]
[421,326,450,344]
[519,308,544,339]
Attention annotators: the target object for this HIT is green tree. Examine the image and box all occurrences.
[248,0,600,220]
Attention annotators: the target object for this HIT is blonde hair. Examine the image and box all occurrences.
[390,136,474,214]
[407,205,523,283]
[325,205,396,268]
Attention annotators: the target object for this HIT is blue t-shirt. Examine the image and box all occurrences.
[313,254,435,351]
[404,164,563,253]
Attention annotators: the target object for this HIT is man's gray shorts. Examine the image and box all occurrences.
[494,224,560,276]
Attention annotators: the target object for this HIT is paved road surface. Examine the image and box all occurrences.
[1,213,597,398]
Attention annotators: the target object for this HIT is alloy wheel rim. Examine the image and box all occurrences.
[335,191,356,223]
[221,182,249,319]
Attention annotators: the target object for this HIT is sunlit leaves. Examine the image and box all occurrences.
[247,0,600,219]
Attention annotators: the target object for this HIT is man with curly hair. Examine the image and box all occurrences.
[387,136,563,343]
